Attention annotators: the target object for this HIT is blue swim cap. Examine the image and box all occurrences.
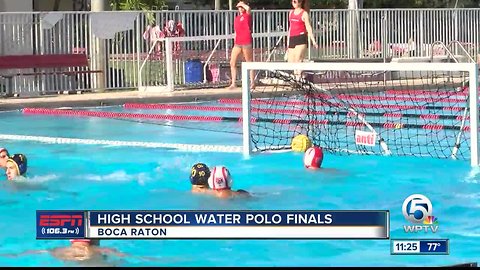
[7,154,27,176]
[190,163,211,186]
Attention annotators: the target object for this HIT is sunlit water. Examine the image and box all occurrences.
[0,100,478,266]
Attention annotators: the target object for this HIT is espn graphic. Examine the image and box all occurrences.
[36,211,86,239]
[36,210,389,240]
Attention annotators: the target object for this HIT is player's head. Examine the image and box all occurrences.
[190,163,211,187]
[6,154,27,180]
[70,239,100,246]
[304,146,324,169]
[0,148,9,168]
[208,166,233,190]
[236,1,248,13]
[292,0,310,12]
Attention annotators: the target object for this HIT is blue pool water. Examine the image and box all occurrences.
[0,99,479,266]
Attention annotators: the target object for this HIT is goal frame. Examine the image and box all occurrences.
[241,61,479,166]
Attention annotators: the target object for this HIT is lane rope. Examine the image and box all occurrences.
[0,134,243,153]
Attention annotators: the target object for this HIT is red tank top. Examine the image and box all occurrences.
[289,9,306,37]
[234,13,253,45]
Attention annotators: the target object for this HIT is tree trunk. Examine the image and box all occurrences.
[53,0,60,11]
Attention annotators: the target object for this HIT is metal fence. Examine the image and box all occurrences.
[0,8,479,96]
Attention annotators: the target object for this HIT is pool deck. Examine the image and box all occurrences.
[0,87,245,111]
[0,76,466,111]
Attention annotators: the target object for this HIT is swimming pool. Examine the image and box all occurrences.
[0,98,479,266]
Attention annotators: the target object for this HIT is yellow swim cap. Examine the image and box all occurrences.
[291,134,312,152]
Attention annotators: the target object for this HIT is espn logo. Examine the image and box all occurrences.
[355,130,376,146]
[39,214,83,227]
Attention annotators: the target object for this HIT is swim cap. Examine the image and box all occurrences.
[70,239,100,246]
[70,239,91,244]
[7,154,27,175]
[208,166,233,190]
[190,163,211,186]
[291,134,312,152]
[304,146,324,169]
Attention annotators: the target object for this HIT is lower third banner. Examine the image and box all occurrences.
[37,210,389,240]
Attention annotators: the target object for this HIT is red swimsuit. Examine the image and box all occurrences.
[288,9,308,48]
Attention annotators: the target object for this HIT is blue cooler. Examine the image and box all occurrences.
[184,59,203,83]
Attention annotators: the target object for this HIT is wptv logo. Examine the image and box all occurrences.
[402,194,439,233]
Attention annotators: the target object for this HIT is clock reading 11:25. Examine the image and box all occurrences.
[391,239,449,255]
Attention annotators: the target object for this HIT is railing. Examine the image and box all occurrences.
[203,39,223,83]
[427,40,476,84]
[430,41,458,63]
[448,40,476,63]
[138,31,289,92]
[1,8,480,96]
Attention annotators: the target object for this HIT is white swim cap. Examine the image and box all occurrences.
[208,166,233,190]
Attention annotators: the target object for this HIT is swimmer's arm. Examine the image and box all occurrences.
[205,189,217,195]
[235,189,252,197]
[0,249,49,258]
[96,247,128,257]
[29,184,78,196]
[47,188,78,196]
[8,182,76,195]
[193,189,216,195]
[97,248,159,261]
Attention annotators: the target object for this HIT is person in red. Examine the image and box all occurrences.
[287,0,318,78]
[163,20,185,56]
[228,1,255,90]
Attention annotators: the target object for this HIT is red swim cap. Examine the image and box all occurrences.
[70,239,91,244]
[303,146,324,169]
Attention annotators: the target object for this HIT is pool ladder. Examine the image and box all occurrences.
[429,41,476,85]
[430,40,476,64]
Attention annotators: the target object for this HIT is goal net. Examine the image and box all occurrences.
[240,61,479,166]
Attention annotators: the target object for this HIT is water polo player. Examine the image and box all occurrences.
[0,148,9,169]
[5,154,27,181]
[304,146,324,169]
[208,166,250,199]
[190,163,214,194]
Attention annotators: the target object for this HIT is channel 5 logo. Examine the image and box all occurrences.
[402,194,439,233]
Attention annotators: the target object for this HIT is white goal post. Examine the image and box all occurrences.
[241,61,479,166]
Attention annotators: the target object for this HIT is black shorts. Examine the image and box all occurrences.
[288,34,308,48]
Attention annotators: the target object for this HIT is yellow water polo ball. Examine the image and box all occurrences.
[291,134,312,152]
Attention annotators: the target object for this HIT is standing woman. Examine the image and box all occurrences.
[287,0,318,77]
[228,1,255,89]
